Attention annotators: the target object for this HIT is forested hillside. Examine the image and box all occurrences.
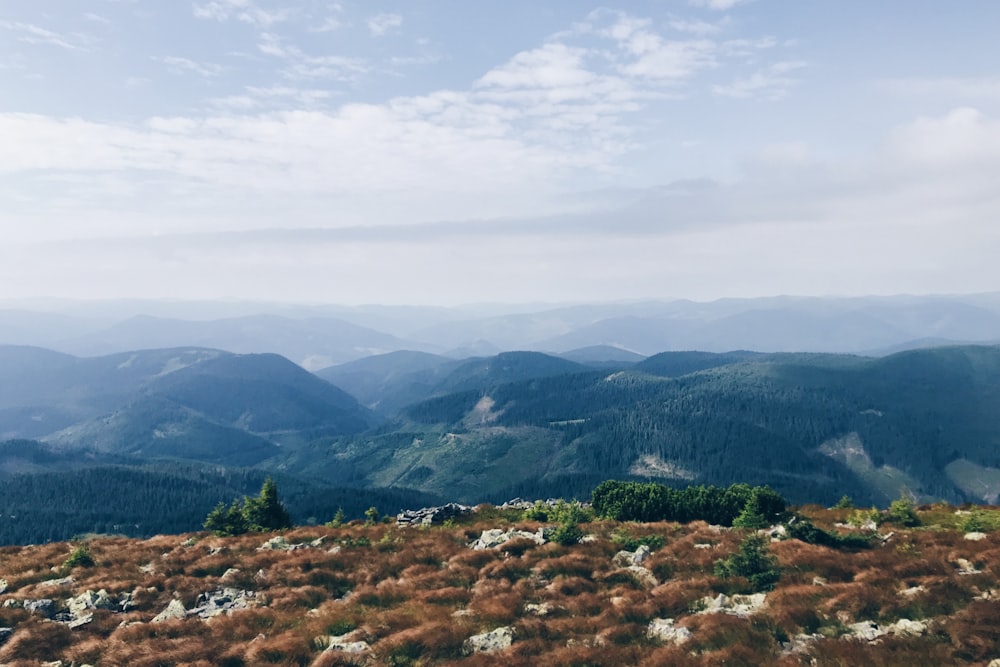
[296,346,1000,507]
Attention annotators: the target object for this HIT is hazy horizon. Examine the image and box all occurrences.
[3,1,999,305]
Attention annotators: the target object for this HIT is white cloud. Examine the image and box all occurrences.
[689,0,752,10]
[713,60,805,99]
[599,14,716,81]
[367,12,403,37]
[883,76,1000,102]
[157,56,225,78]
[257,32,367,80]
[0,20,86,50]
[84,13,112,25]
[669,18,724,36]
[193,0,294,27]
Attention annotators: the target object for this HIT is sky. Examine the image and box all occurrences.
[2,1,1000,306]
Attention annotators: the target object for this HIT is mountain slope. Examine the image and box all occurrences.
[0,346,377,465]
[296,345,1000,506]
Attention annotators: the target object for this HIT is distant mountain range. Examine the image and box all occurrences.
[2,295,1000,544]
[3,293,1000,367]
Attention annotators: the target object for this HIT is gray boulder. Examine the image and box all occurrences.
[151,599,187,623]
[647,618,691,645]
[463,626,515,655]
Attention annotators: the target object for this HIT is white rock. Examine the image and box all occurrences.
[625,565,659,589]
[965,532,988,541]
[698,593,767,617]
[326,633,370,653]
[463,626,515,655]
[889,619,926,636]
[647,618,691,645]
[151,599,187,623]
[524,602,553,616]
[613,544,651,567]
[899,585,925,597]
[847,620,885,642]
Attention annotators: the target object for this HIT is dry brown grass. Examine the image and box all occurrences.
[0,509,995,664]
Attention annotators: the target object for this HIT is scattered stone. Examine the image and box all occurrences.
[39,576,74,588]
[613,544,651,567]
[955,558,981,575]
[139,563,156,574]
[694,543,713,550]
[524,602,553,616]
[182,537,198,547]
[397,503,473,526]
[67,612,94,629]
[0,579,7,594]
[899,585,925,597]
[2,599,20,608]
[579,534,598,544]
[965,532,988,541]
[23,598,55,618]
[782,633,823,654]
[988,659,1000,667]
[698,593,767,617]
[888,619,926,636]
[258,536,289,551]
[647,618,692,645]
[221,568,241,581]
[470,527,548,550]
[67,589,118,617]
[847,620,886,642]
[812,576,828,586]
[625,565,659,589]
[257,536,313,552]
[463,626,515,655]
[762,524,787,540]
[325,633,370,653]
[191,588,259,619]
[151,599,187,623]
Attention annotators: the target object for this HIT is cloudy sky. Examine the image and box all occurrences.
[2,1,999,305]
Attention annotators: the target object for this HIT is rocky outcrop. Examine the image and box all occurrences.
[257,535,325,552]
[396,503,473,526]
[470,527,549,550]
[697,593,767,617]
[322,633,370,653]
[151,599,187,623]
[647,618,691,645]
[190,588,259,619]
[613,544,651,567]
[462,626,514,655]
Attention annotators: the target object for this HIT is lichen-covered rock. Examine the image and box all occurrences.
[463,626,515,655]
[847,620,886,642]
[397,503,473,526]
[698,593,767,617]
[647,618,691,645]
[625,565,659,589]
[23,598,55,618]
[325,633,370,653]
[888,618,927,636]
[151,599,187,623]
[191,588,259,619]
[613,544,651,567]
[470,528,547,550]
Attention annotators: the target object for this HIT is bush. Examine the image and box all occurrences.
[64,543,95,569]
[204,478,292,536]
[714,535,781,592]
[886,496,920,527]
[592,480,785,526]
